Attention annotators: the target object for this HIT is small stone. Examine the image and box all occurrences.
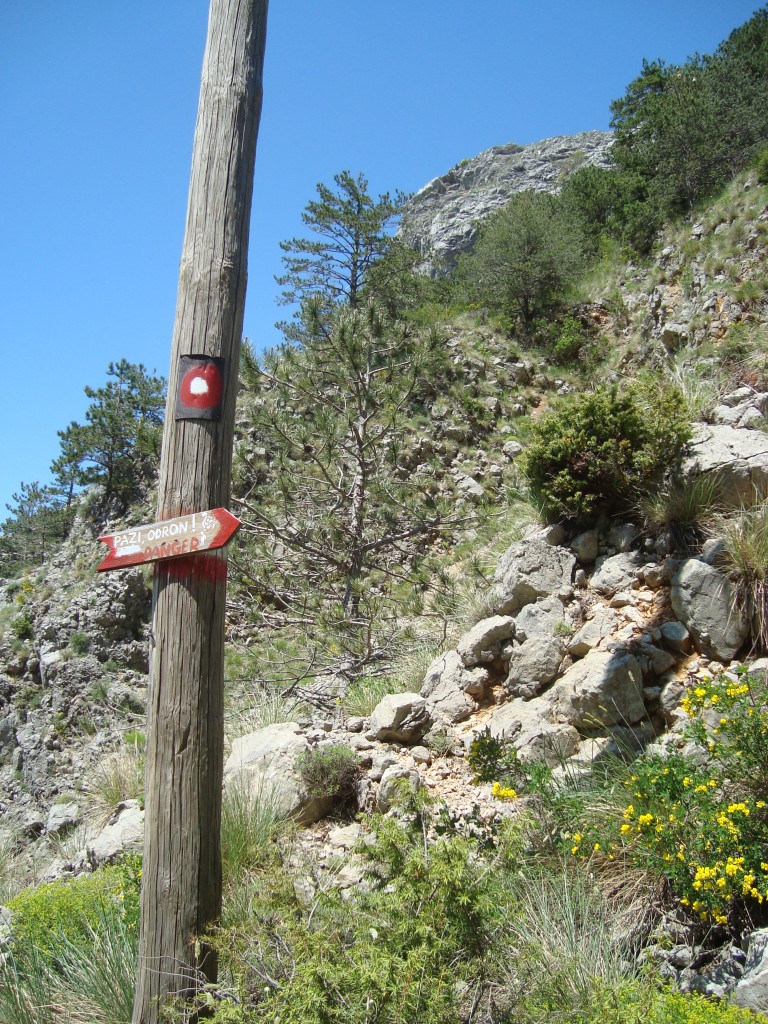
[570,529,599,563]
[46,800,80,834]
[659,620,691,653]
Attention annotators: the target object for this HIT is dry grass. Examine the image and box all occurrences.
[86,743,144,826]
[713,498,768,650]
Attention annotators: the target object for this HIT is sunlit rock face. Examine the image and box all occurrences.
[400,130,614,276]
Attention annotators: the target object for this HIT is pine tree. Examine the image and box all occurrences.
[276,171,405,327]
[234,299,449,680]
[52,360,166,506]
[461,191,584,324]
[0,481,72,575]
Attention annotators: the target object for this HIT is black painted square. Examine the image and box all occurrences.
[175,356,225,420]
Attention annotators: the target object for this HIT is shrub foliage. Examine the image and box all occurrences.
[524,382,691,522]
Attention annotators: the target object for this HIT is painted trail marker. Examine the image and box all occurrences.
[97,508,240,572]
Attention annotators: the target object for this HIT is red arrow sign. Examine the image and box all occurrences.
[97,508,241,572]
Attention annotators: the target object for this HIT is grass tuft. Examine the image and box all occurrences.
[221,775,287,884]
[714,499,768,649]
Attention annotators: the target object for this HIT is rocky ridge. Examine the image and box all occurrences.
[399,129,614,274]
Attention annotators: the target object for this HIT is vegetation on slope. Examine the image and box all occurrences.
[2,9,768,1023]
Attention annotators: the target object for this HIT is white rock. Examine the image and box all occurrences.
[551,649,645,729]
[87,801,144,866]
[369,693,431,744]
[457,615,515,667]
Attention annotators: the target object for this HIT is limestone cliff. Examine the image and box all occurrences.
[400,129,613,275]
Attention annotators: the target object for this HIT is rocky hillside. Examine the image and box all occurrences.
[4,150,768,1022]
[399,129,613,274]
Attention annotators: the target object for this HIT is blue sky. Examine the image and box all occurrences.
[0,1,762,518]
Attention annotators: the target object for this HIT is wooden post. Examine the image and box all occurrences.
[132,3,268,1021]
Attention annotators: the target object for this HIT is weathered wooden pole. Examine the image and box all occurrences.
[132,3,268,1021]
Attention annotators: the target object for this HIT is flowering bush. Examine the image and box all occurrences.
[539,669,768,930]
[8,855,141,963]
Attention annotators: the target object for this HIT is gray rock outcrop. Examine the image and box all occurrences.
[400,131,614,275]
[551,649,645,729]
[421,650,487,724]
[87,800,144,866]
[670,558,748,661]
[490,538,575,616]
[224,722,332,824]
[683,423,768,507]
[456,615,515,667]
[506,636,564,699]
[369,693,431,744]
[733,929,768,1012]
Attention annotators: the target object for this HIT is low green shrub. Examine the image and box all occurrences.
[552,313,585,363]
[468,726,522,786]
[524,382,691,522]
[649,989,763,1023]
[7,857,141,965]
[210,790,507,1024]
[517,978,765,1024]
[10,613,33,641]
[296,743,360,816]
[754,146,768,185]
[68,631,90,655]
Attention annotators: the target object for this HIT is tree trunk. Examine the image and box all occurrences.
[132,3,268,1022]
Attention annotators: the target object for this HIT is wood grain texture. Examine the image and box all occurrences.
[132,3,268,1021]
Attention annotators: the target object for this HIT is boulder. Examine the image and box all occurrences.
[457,615,515,667]
[476,695,579,766]
[568,606,618,657]
[659,620,691,654]
[377,765,422,812]
[712,389,768,430]
[733,929,768,1013]
[502,439,524,460]
[490,539,575,616]
[683,423,768,507]
[224,722,332,824]
[369,693,431,744]
[570,529,599,563]
[517,722,581,765]
[420,651,477,724]
[659,680,686,725]
[514,596,568,642]
[87,801,144,867]
[506,636,564,699]
[551,649,645,729]
[607,523,639,553]
[476,694,555,744]
[670,559,748,661]
[455,474,485,499]
[46,800,80,835]
[590,552,643,597]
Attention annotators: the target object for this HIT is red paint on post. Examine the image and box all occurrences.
[179,362,223,410]
[97,508,240,572]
